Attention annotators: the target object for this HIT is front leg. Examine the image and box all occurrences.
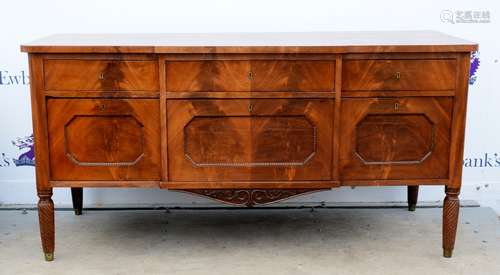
[38,189,55,261]
[443,187,460,258]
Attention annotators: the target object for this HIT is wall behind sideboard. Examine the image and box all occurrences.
[1,0,499,213]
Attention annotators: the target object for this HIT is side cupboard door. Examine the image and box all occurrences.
[340,97,453,181]
[47,99,161,181]
[167,99,334,182]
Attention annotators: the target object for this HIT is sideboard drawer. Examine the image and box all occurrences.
[47,99,161,180]
[43,59,159,91]
[166,60,335,92]
[340,97,453,180]
[342,59,456,91]
[167,99,334,182]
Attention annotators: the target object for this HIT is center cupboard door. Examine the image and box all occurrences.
[167,99,334,183]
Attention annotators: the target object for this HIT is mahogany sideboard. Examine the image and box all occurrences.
[21,31,477,261]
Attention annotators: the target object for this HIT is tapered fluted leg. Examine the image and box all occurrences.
[71,187,83,215]
[407,185,419,211]
[38,189,55,261]
[443,187,460,258]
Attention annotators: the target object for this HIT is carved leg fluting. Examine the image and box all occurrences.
[38,190,55,261]
[71,187,83,215]
[443,187,460,258]
[407,185,419,211]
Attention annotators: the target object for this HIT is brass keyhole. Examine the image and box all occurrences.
[98,104,106,111]
[247,71,254,81]
[248,103,253,113]
[99,73,105,80]
[394,102,400,111]
[394,72,401,80]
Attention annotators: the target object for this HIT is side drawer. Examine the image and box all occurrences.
[47,99,161,180]
[166,60,335,92]
[342,59,456,91]
[43,59,159,91]
[340,97,453,181]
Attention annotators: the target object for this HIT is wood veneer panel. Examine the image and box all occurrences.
[342,59,456,91]
[166,61,251,92]
[340,97,453,180]
[251,60,334,92]
[166,60,335,92]
[47,99,161,181]
[167,99,334,183]
[44,59,158,91]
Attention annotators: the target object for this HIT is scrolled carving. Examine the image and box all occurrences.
[183,189,325,207]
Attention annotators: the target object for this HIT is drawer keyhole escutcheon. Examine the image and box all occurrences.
[99,73,105,80]
[247,71,254,81]
[394,102,400,111]
[394,71,401,80]
[248,103,253,113]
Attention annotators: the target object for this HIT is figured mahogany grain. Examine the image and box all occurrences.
[166,61,251,92]
[342,59,456,91]
[251,60,334,91]
[44,59,158,91]
[47,99,161,180]
[166,60,335,92]
[167,99,334,183]
[340,97,453,180]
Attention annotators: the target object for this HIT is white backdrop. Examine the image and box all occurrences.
[1,0,499,212]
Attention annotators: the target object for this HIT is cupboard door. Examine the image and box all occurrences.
[47,99,161,181]
[340,97,452,180]
[167,99,333,182]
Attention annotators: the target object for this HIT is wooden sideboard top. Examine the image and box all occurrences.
[21,31,477,54]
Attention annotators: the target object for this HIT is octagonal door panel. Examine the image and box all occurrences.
[340,97,453,180]
[167,99,334,182]
[47,99,161,180]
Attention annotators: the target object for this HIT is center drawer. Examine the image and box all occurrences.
[165,60,335,92]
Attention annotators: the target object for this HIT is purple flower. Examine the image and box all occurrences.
[469,51,480,85]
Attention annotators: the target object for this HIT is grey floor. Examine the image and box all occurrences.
[0,207,499,275]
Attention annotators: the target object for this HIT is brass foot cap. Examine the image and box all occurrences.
[408,204,416,212]
[74,209,82,215]
[443,249,453,258]
[44,252,54,261]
